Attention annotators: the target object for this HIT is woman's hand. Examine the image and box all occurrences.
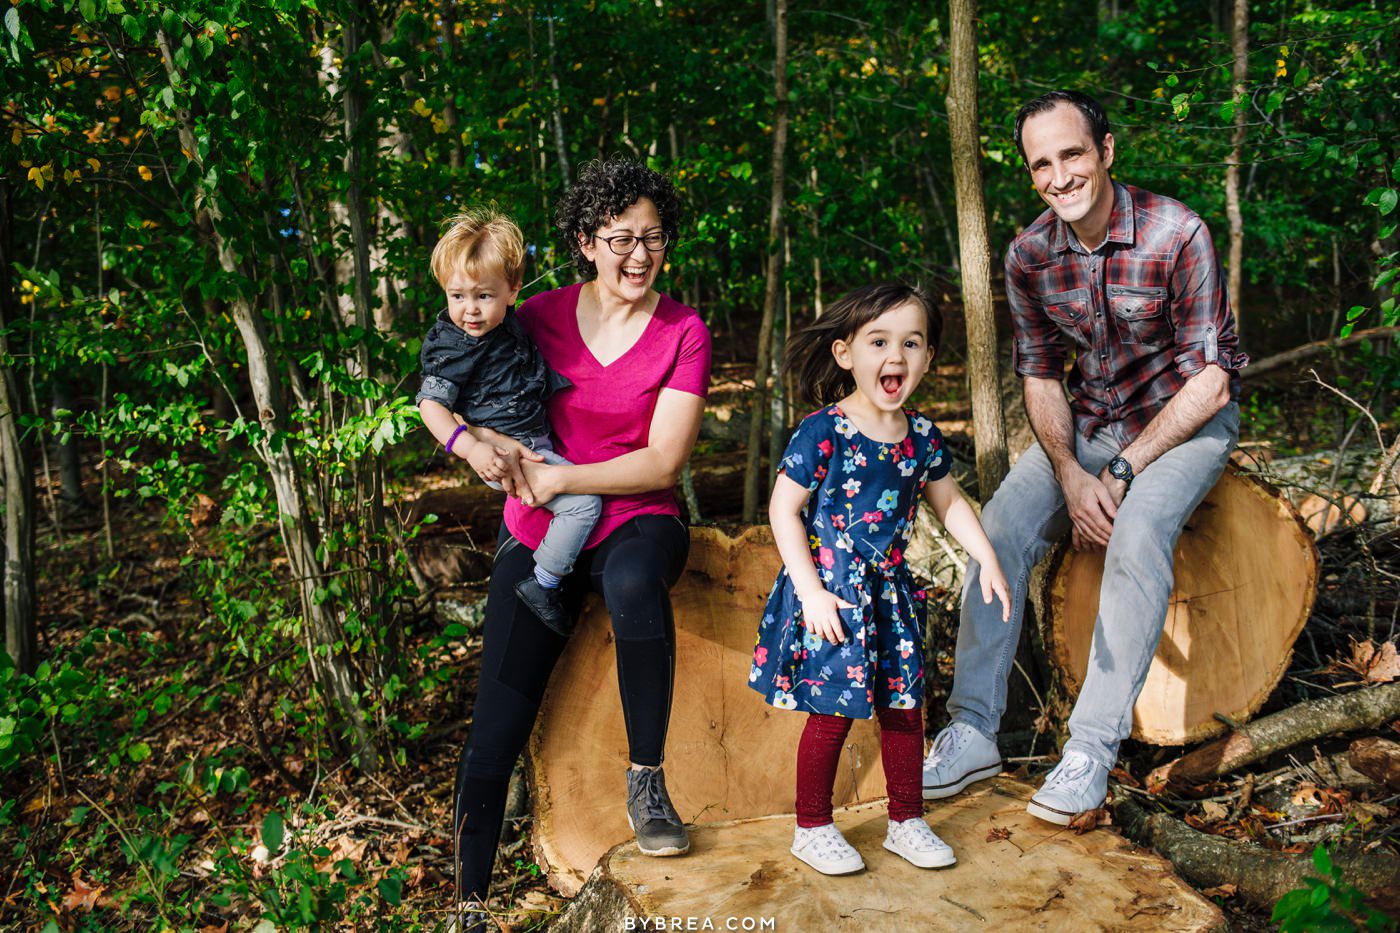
[797,586,855,646]
[519,459,567,509]
[463,428,544,503]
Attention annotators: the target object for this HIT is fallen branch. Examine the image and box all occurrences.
[1113,792,1400,913]
[1148,682,1400,790]
[1244,327,1399,381]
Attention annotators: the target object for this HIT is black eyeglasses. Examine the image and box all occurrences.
[594,232,669,254]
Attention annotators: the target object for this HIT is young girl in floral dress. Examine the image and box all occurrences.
[749,283,1011,876]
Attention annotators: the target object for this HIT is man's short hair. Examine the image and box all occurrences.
[1014,90,1111,164]
[431,208,526,288]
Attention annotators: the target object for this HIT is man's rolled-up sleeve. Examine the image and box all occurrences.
[1170,219,1249,378]
[1007,248,1065,379]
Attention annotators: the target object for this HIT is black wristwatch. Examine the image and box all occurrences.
[1108,456,1136,486]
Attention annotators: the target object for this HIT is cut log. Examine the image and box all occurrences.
[1147,682,1400,790]
[1045,465,1319,746]
[1349,737,1400,792]
[1114,793,1400,913]
[552,780,1225,932]
[527,526,888,896]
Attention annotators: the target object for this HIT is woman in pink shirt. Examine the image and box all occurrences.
[450,160,711,924]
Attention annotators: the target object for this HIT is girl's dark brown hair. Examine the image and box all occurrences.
[784,283,942,407]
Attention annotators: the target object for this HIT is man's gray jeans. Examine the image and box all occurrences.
[947,402,1240,769]
[486,435,602,578]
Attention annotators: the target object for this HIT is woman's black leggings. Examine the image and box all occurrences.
[452,514,690,903]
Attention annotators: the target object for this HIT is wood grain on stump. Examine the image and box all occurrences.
[528,526,888,896]
[1045,465,1318,746]
[553,779,1225,932]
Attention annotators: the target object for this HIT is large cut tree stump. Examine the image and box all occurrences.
[553,780,1223,932]
[529,527,1222,930]
[1044,465,1318,745]
[527,526,888,895]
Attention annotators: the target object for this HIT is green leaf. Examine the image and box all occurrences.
[378,876,403,905]
[261,810,284,853]
[1378,189,1398,217]
[1218,100,1234,122]
[1264,89,1285,114]
[4,8,19,42]
[128,741,152,762]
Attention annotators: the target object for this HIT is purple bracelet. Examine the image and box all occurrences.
[446,424,469,456]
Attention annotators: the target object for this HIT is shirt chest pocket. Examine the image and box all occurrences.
[1108,284,1172,346]
[1041,288,1092,348]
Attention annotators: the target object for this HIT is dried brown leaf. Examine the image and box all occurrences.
[986,826,1013,842]
[1202,884,1237,899]
[1291,783,1323,808]
[1200,800,1229,823]
[1068,807,1112,834]
[60,873,106,912]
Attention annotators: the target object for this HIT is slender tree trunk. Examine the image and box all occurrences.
[743,0,789,523]
[546,13,571,187]
[946,0,1009,497]
[157,29,376,767]
[343,12,393,687]
[438,0,463,171]
[1225,0,1248,336]
[0,181,36,673]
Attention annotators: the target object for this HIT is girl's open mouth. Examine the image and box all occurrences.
[623,265,649,284]
[880,374,904,397]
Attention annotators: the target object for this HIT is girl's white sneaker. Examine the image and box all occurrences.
[883,817,956,868]
[790,822,866,875]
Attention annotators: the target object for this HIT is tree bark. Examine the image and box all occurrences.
[1148,682,1400,790]
[1114,793,1400,913]
[1225,0,1248,334]
[742,0,789,523]
[156,29,376,767]
[546,12,571,187]
[343,11,393,685]
[0,180,36,674]
[945,0,1009,498]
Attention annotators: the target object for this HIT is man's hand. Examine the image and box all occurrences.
[1060,466,1117,550]
[1097,465,1130,509]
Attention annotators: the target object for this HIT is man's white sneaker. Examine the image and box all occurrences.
[1026,751,1109,825]
[790,822,865,875]
[922,722,1002,799]
[882,817,956,868]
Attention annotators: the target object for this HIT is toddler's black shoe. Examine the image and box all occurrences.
[513,577,573,637]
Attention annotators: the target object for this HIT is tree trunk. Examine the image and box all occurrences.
[157,29,376,767]
[546,13,571,187]
[51,380,81,506]
[1044,466,1317,747]
[742,0,789,523]
[0,180,36,674]
[1225,0,1248,334]
[945,0,1009,498]
[343,12,393,686]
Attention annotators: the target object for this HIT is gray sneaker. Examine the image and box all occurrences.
[625,767,690,856]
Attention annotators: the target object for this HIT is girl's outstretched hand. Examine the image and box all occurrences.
[797,587,855,645]
[980,560,1013,623]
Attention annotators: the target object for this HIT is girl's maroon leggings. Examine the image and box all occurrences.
[796,707,924,827]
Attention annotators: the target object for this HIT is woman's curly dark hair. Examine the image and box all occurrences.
[555,158,682,276]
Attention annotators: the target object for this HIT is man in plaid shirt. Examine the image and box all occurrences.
[923,90,1247,824]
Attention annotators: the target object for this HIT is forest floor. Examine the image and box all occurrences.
[5,352,1399,931]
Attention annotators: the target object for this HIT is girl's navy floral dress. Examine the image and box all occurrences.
[749,404,950,718]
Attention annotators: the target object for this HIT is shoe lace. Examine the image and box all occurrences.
[928,724,970,764]
[1044,753,1096,790]
[630,769,678,825]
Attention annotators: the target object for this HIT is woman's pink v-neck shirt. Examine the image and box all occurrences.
[502,283,712,551]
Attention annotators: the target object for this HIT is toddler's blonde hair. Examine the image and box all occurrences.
[431,207,526,288]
